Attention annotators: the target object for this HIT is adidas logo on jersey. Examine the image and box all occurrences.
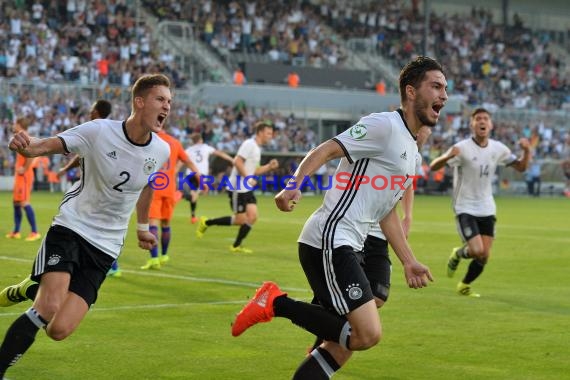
[400,151,407,160]
[106,151,117,159]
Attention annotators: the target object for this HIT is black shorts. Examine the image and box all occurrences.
[360,235,392,301]
[456,213,496,241]
[31,225,115,307]
[299,243,373,316]
[182,176,201,200]
[228,190,256,213]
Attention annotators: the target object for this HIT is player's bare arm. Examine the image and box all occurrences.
[400,186,415,238]
[508,137,531,172]
[214,150,234,164]
[430,146,460,171]
[380,207,433,288]
[275,139,345,212]
[135,184,157,250]
[9,131,66,157]
[254,158,279,175]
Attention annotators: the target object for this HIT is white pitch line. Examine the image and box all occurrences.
[0,256,31,264]
[0,256,311,293]
[0,300,252,318]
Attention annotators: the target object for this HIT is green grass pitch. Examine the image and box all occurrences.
[1,191,568,379]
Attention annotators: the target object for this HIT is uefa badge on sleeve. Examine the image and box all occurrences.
[349,124,367,140]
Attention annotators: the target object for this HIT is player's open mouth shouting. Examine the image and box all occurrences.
[432,103,444,118]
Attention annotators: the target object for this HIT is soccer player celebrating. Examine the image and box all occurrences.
[56,99,123,277]
[430,108,530,297]
[0,74,172,379]
[5,117,40,242]
[308,126,432,353]
[230,56,443,378]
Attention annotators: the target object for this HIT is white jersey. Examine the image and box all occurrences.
[299,110,418,251]
[54,120,170,258]
[185,143,216,175]
[368,150,422,240]
[228,138,260,193]
[447,138,516,216]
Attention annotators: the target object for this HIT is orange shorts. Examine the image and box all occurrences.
[13,174,33,203]
[149,194,175,220]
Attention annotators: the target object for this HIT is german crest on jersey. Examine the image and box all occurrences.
[349,124,367,140]
[143,158,157,175]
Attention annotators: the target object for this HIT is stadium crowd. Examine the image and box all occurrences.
[0,0,186,87]
[140,0,569,110]
[1,0,568,110]
[143,0,349,68]
[334,2,569,110]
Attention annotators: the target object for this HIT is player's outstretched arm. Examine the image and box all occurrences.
[430,146,459,171]
[255,158,279,175]
[9,131,66,157]
[380,207,433,288]
[214,150,234,165]
[508,137,531,172]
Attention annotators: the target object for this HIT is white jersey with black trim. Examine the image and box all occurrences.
[368,150,422,240]
[299,110,419,251]
[228,138,260,193]
[446,138,516,216]
[54,119,170,258]
[185,143,216,175]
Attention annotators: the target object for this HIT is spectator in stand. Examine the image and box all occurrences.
[287,71,300,88]
[233,67,246,85]
[375,79,386,95]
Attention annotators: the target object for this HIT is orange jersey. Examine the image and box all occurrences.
[15,154,36,176]
[13,153,35,202]
[153,131,190,197]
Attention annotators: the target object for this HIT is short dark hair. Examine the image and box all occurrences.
[471,107,490,118]
[131,74,171,107]
[254,120,273,134]
[399,56,444,102]
[93,99,112,118]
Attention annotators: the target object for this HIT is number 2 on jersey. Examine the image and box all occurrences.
[113,171,131,192]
